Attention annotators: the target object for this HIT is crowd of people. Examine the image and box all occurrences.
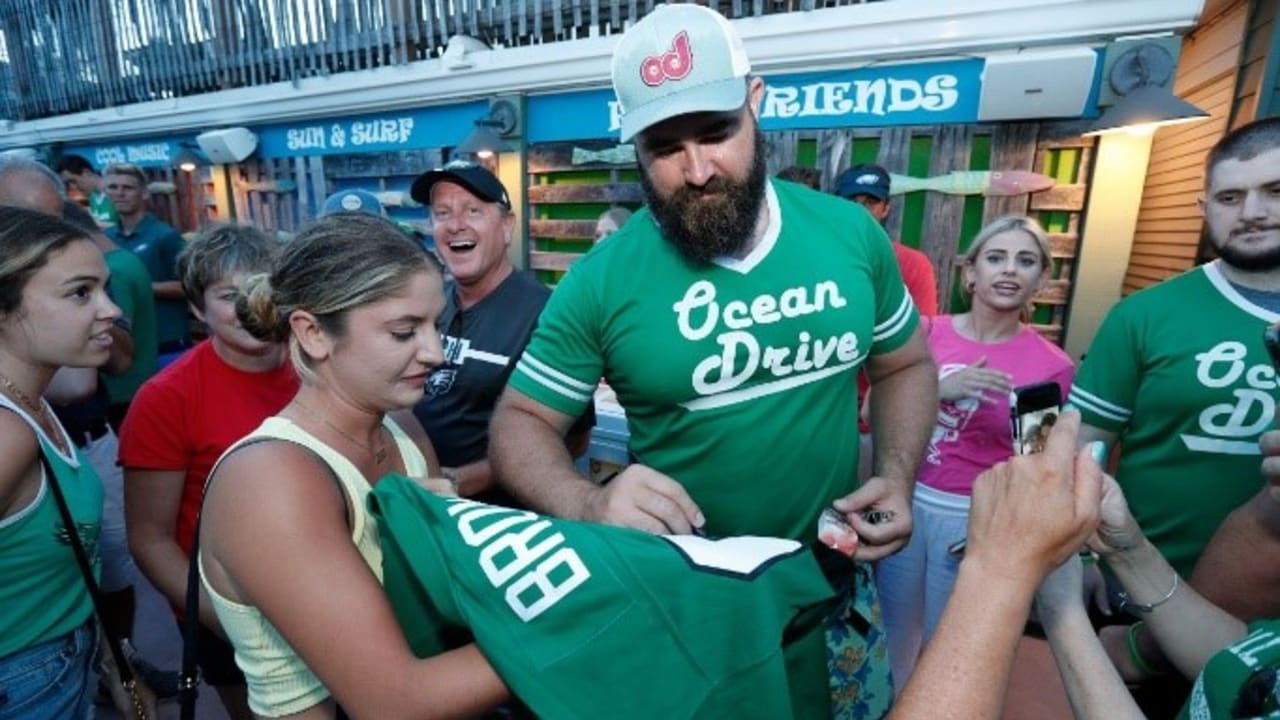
[1,4,1278,720]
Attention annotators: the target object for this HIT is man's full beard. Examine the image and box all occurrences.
[641,129,768,265]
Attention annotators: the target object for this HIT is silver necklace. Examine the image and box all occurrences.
[293,401,388,465]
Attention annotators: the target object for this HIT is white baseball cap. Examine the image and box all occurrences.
[611,5,752,142]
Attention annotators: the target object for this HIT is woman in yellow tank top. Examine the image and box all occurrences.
[198,213,509,719]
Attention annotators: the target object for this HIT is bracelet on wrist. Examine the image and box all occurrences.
[441,468,461,495]
[1117,572,1179,615]
[1125,622,1162,679]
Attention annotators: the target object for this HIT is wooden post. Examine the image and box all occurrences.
[209,164,233,223]
[877,126,914,243]
[920,125,973,306]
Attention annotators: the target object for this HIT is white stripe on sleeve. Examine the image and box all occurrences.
[873,293,915,343]
[515,355,594,404]
[1067,386,1131,424]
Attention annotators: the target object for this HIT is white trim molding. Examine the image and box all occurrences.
[0,0,1204,149]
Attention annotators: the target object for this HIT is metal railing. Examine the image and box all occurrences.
[0,0,882,122]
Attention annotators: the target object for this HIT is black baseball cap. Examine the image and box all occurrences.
[834,163,891,202]
[410,160,511,208]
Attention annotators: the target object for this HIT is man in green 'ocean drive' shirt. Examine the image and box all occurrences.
[489,6,937,718]
[1071,117,1280,578]
[1070,116,1280,693]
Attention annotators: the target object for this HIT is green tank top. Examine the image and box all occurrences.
[0,396,102,658]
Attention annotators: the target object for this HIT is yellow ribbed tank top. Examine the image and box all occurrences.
[200,415,427,717]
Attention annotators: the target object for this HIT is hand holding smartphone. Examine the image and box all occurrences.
[1010,380,1063,456]
[950,381,1064,558]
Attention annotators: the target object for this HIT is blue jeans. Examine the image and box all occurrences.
[0,620,96,720]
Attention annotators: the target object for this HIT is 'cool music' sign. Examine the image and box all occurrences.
[63,140,184,169]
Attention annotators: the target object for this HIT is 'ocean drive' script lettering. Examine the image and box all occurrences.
[673,280,860,400]
[1179,340,1280,455]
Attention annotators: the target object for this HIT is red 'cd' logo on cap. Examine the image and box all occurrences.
[640,32,693,87]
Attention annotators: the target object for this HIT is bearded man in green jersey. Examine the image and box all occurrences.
[489,6,937,717]
[1070,116,1280,704]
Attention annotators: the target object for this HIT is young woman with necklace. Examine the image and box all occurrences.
[196,213,504,719]
[0,206,122,719]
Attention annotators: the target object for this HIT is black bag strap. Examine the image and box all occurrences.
[180,507,202,720]
[37,452,138,688]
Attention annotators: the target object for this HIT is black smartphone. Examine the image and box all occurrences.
[1265,325,1280,371]
[1010,380,1063,455]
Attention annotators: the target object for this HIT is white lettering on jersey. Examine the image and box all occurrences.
[672,280,863,411]
[446,499,591,622]
[1233,627,1280,668]
[1181,341,1278,455]
[505,547,591,622]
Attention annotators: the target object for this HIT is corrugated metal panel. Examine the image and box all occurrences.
[1121,0,1248,294]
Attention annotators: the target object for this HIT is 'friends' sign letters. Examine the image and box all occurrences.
[528,58,983,143]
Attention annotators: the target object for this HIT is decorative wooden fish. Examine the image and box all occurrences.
[888,170,1055,197]
[572,145,637,165]
[375,191,422,208]
[233,178,298,193]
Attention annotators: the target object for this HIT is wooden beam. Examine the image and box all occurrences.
[323,149,442,179]
[1030,324,1063,343]
[530,250,583,272]
[1032,279,1071,305]
[955,234,1078,266]
[528,141,636,174]
[1046,232,1079,258]
[1028,184,1087,211]
[1035,119,1096,148]
[527,183,645,204]
[530,219,598,239]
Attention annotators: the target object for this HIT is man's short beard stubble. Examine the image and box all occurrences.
[1210,227,1280,272]
[640,128,767,265]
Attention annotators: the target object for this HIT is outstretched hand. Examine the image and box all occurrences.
[582,464,705,535]
[967,410,1102,584]
[1261,429,1280,504]
[833,476,913,561]
[938,356,1013,404]
[1086,472,1144,558]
